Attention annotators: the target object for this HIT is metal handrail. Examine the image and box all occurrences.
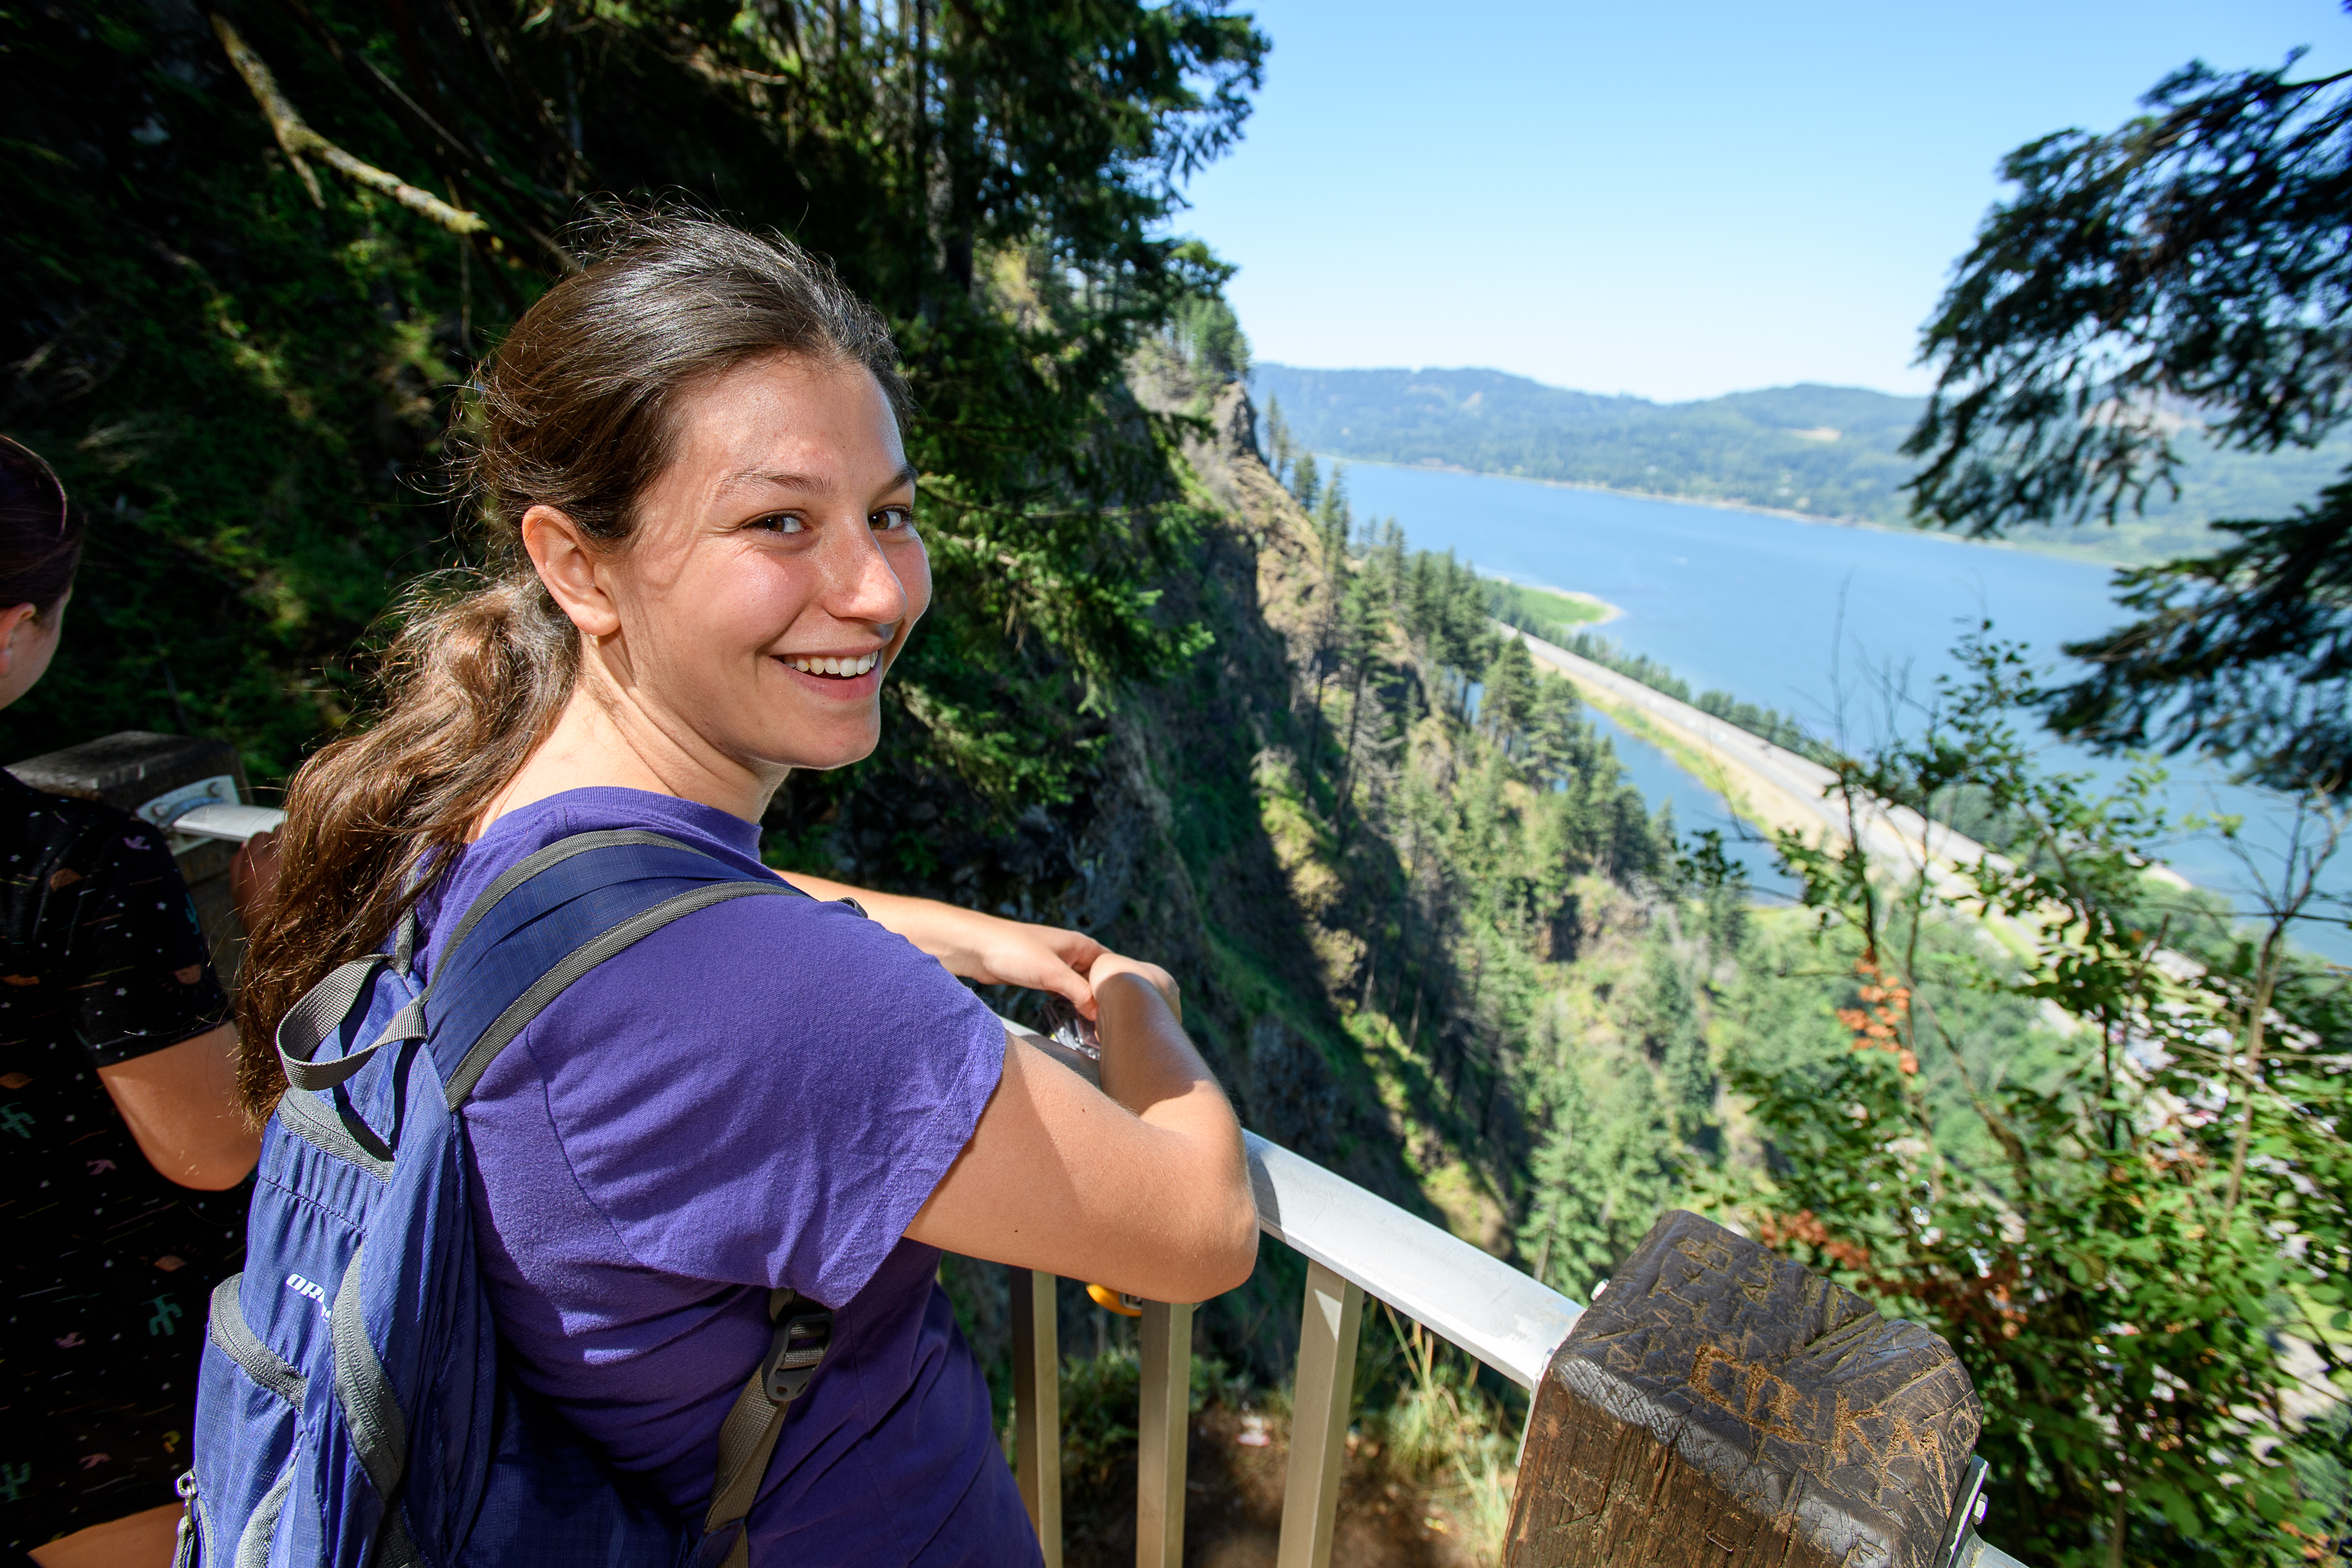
[1245,1131,1581,1388]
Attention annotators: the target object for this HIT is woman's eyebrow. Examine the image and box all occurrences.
[718,462,918,497]
[719,467,823,496]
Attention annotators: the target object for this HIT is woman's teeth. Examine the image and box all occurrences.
[786,653,878,677]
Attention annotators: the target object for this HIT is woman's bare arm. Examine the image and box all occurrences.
[903,959,1257,1305]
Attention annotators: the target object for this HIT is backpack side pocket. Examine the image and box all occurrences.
[195,1274,309,1568]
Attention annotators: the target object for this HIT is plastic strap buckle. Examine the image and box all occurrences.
[759,1305,832,1405]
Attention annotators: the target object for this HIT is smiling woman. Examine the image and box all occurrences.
[225,214,1257,1567]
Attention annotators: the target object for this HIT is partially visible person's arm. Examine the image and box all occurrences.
[905,955,1257,1305]
[782,870,1107,1014]
[25,1501,182,1568]
[99,1022,258,1189]
[95,830,280,1191]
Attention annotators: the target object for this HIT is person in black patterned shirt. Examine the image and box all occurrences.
[0,437,273,1568]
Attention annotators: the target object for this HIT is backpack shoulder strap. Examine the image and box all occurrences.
[701,1288,833,1567]
[430,828,840,1556]
[422,829,808,1108]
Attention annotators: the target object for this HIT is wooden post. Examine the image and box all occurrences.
[1135,1299,1193,1568]
[1506,1211,1981,1568]
[1010,1268,1062,1567]
[6,731,253,982]
[1275,1259,1364,1568]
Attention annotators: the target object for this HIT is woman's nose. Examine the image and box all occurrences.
[821,519,911,626]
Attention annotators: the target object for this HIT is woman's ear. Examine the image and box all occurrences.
[520,506,622,640]
[0,602,41,677]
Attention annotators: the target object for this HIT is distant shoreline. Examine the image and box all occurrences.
[1484,576,1623,626]
[1316,453,2141,570]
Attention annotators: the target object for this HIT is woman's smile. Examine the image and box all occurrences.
[778,647,885,694]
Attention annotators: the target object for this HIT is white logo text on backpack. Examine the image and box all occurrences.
[284,1272,332,1320]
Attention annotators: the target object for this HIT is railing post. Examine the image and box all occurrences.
[1010,1268,1061,1567]
[1276,1259,1364,1568]
[1504,1211,1981,1566]
[1135,1299,1193,1568]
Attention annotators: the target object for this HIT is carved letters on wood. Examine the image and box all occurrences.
[1506,1210,1982,1568]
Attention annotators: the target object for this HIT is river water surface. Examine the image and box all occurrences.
[1335,460,2349,960]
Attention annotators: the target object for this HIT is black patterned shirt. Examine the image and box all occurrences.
[0,768,238,1550]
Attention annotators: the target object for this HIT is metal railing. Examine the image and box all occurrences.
[142,774,2026,1567]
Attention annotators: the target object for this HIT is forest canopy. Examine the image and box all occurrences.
[1,0,1263,819]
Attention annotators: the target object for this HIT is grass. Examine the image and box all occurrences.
[1484,579,1616,640]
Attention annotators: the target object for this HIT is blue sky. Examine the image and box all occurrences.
[1174,0,2352,403]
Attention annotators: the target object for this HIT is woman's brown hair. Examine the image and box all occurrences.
[0,434,84,617]
[235,213,906,1120]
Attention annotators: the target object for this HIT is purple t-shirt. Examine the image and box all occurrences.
[412,788,1036,1566]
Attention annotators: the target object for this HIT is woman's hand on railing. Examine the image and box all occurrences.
[907,967,1254,1305]
[1088,951,1180,1024]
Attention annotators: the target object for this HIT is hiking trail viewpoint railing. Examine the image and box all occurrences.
[11,732,2029,1568]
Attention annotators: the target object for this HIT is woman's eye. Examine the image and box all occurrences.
[872,506,914,532]
[750,512,806,534]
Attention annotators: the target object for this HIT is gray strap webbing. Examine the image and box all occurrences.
[276,963,426,1093]
[390,905,419,976]
[372,1507,425,1568]
[275,1084,395,1179]
[438,829,716,962]
[703,1289,808,1568]
[440,880,798,1108]
[205,1276,308,1408]
[234,1464,294,1568]
[331,1244,409,1503]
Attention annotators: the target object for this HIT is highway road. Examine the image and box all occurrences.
[1503,623,2002,891]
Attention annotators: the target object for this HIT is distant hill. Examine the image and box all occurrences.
[1250,365,2352,565]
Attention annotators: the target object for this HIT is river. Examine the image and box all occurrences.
[1334,459,2349,961]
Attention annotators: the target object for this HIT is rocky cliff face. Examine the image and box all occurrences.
[806,357,1501,1382]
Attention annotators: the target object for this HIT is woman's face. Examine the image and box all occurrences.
[568,353,927,778]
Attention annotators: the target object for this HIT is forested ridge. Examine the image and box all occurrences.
[1251,363,2352,565]
[4,2,2348,1563]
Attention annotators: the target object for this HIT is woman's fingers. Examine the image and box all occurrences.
[972,922,1097,1011]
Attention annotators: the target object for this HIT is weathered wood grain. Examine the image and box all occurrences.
[1506,1211,1980,1568]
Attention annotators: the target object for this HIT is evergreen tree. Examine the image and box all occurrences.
[1313,463,1352,556]
[1290,450,1322,514]
[1171,293,1250,381]
[1478,637,1538,755]
[1262,394,1295,489]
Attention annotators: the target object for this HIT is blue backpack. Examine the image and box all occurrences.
[184,830,836,1568]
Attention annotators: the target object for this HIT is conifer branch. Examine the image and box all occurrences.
[210,15,487,235]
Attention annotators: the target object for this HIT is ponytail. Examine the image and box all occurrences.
[233,212,905,1119]
[232,574,576,1114]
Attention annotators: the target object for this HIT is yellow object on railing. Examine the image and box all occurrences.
[1084,1283,1143,1318]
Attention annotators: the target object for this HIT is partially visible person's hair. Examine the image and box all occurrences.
[235,211,906,1119]
[0,435,85,617]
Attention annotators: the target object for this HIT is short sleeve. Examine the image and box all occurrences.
[49,820,231,1066]
[510,894,1007,1308]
